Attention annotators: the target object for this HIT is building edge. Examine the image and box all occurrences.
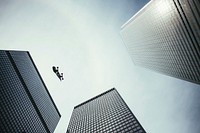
[27,51,61,118]
[121,0,153,29]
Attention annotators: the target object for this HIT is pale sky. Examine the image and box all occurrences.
[0,0,200,133]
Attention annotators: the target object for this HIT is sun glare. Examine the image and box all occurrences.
[156,0,171,15]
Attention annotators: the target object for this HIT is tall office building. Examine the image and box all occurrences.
[67,88,146,133]
[121,0,200,84]
[0,50,61,133]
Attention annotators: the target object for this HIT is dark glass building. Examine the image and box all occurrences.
[121,0,200,84]
[0,50,61,133]
[67,88,146,133]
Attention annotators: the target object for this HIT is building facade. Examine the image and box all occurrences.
[0,50,61,133]
[67,88,146,133]
[121,0,200,84]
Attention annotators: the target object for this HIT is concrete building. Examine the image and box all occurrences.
[0,50,61,133]
[121,0,200,84]
[67,88,146,133]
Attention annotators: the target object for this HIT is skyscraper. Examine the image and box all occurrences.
[120,0,200,84]
[0,50,61,133]
[67,88,146,133]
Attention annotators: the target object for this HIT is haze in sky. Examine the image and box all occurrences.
[0,0,200,133]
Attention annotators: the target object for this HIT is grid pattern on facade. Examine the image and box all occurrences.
[0,51,47,133]
[67,88,145,133]
[121,0,200,84]
[9,51,61,133]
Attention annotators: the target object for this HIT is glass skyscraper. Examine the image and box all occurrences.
[0,50,61,133]
[121,0,200,84]
[67,88,146,133]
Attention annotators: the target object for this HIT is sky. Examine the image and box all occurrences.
[0,0,200,133]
